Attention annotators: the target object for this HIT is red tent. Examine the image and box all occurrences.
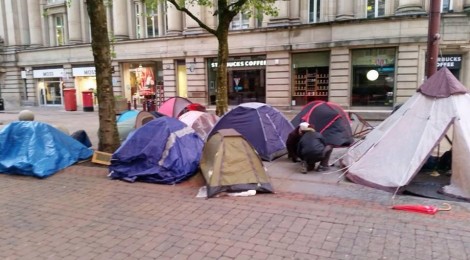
[291,101,353,147]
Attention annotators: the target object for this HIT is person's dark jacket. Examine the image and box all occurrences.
[297,129,326,159]
[286,126,301,159]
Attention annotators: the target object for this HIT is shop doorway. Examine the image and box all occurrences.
[228,69,265,105]
[177,63,188,98]
[39,80,63,105]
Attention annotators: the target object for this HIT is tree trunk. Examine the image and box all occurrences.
[215,14,232,116]
[86,0,120,153]
[215,32,229,116]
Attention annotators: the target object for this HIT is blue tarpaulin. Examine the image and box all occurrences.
[0,121,93,178]
[109,117,204,184]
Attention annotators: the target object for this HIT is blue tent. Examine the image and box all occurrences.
[0,121,93,178]
[208,102,294,161]
[109,117,204,184]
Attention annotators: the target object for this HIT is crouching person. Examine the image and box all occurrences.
[286,125,302,162]
[296,122,332,174]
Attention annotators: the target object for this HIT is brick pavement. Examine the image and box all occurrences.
[1,107,470,259]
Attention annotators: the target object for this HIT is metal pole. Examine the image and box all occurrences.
[425,0,442,78]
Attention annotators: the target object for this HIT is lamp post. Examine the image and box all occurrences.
[425,0,441,78]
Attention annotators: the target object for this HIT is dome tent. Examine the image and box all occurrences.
[291,101,353,147]
[201,129,274,198]
[109,117,203,184]
[208,102,294,161]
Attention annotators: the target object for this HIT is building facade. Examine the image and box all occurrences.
[0,0,469,112]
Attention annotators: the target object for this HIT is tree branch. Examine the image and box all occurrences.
[167,0,217,35]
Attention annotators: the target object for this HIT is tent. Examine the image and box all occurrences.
[343,67,470,200]
[0,121,93,178]
[178,111,219,140]
[116,110,139,142]
[117,110,139,123]
[208,102,294,161]
[200,129,274,198]
[117,118,136,143]
[108,116,204,184]
[291,101,353,147]
[157,96,192,117]
[134,110,166,128]
[349,112,374,139]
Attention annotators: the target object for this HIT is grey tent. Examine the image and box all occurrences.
[342,67,470,200]
[200,129,274,198]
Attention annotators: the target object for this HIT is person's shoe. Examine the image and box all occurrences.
[300,161,307,174]
[317,165,330,172]
[292,157,301,163]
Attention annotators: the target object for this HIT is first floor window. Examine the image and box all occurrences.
[47,0,65,4]
[366,0,385,18]
[309,0,320,23]
[231,12,249,29]
[146,9,158,37]
[54,15,65,46]
[351,48,396,107]
[442,0,453,12]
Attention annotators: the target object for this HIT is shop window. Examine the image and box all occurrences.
[207,56,266,105]
[441,0,453,12]
[309,0,321,23]
[366,0,385,18]
[128,62,163,100]
[291,52,330,106]
[351,48,396,107]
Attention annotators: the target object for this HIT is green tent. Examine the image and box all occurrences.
[200,129,274,198]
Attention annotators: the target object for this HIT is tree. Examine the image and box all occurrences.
[163,0,278,116]
[85,0,121,153]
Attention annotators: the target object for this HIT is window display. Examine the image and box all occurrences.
[351,48,396,107]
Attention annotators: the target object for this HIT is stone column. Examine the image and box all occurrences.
[48,15,55,46]
[464,0,470,12]
[204,5,217,29]
[395,0,425,14]
[3,0,18,46]
[167,3,183,35]
[185,4,203,33]
[27,0,42,46]
[268,0,290,26]
[290,0,300,24]
[67,0,82,44]
[112,0,129,40]
[157,2,165,36]
[335,0,354,20]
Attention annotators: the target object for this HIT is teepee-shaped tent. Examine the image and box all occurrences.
[343,67,470,200]
[200,129,274,198]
